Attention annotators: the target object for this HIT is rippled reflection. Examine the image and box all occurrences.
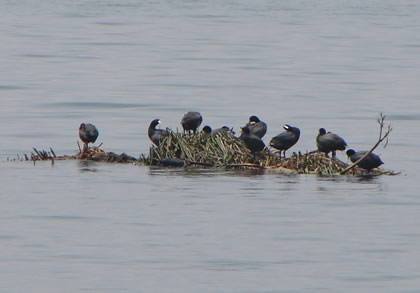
[78,160,98,172]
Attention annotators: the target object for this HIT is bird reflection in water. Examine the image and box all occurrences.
[78,160,98,172]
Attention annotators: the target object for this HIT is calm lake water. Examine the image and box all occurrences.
[1,1,420,292]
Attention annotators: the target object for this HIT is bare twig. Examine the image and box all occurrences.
[341,113,392,175]
[32,148,42,159]
[227,163,266,169]
[186,161,215,167]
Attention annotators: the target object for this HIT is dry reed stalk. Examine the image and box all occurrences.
[341,113,392,175]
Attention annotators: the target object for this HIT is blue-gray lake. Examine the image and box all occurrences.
[1,1,419,292]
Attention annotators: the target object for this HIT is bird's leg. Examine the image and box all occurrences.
[252,153,257,162]
[332,151,336,160]
[79,143,88,159]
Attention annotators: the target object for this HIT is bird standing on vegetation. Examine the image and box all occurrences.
[181,111,202,134]
[270,124,300,158]
[79,123,99,153]
[346,149,384,172]
[241,115,267,139]
[316,128,347,159]
[148,119,170,146]
[241,126,265,157]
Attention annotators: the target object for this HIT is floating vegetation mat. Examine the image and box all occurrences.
[24,146,137,164]
[16,130,398,176]
[9,113,397,176]
[142,131,398,176]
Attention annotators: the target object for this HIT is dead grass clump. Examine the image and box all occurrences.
[27,146,137,164]
[144,131,254,168]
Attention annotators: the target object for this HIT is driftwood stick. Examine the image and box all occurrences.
[340,113,392,175]
[228,163,266,169]
[186,161,214,167]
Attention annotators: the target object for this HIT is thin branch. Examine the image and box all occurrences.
[227,163,266,169]
[341,113,392,175]
[186,161,214,167]
[32,148,42,159]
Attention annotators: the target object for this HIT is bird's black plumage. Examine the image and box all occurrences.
[202,125,232,137]
[148,119,169,146]
[241,126,265,154]
[241,115,267,138]
[270,124,300,157]
[79,123,99,153]
[158,158,185,167]
[181,112,203,134]
[212,126,231,136]
[346,149,384,171]
[202,125,212,135]
[316,128,347,158]
[79,123,99,144]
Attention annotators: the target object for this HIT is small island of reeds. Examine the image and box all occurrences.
[20,113,398,176]
[142,130,396,176]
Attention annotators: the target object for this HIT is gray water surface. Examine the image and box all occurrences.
[1,1,420,292]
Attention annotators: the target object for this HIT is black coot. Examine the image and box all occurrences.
[148,119,169,146]
[79,123,99,152]
[316,128,347,158]
[212,126,231,136]
[181,111,202,134]
[203,125,232,137]
[241,126,265,155]
[270,124,300,158]
[241,115,267,138]
[346,149,384,172]
[202,126,213,136]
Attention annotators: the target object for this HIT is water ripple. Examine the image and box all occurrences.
[23,215,102,222]
[0,85,25,90]
[388,113,420,121]
[42,101,158,109]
